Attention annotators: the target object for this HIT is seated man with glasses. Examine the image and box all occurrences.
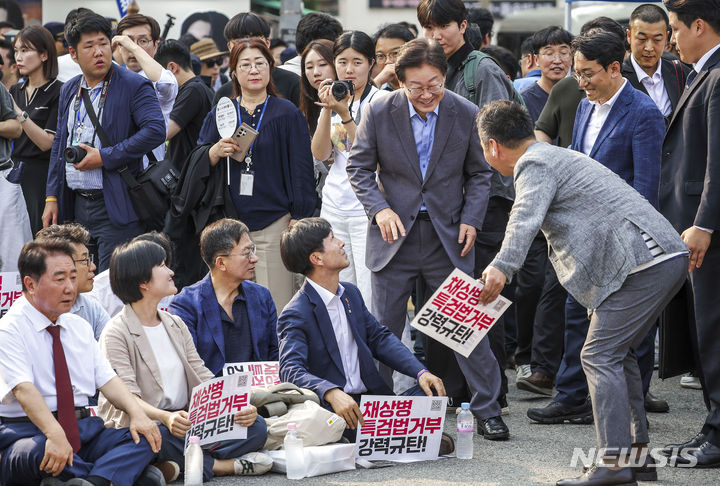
[169,219,279,376]
[36,223,110,341]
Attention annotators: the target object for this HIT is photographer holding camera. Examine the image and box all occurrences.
[43,10,165,271]
[311,30,385,311]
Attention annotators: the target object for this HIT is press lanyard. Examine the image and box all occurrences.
[237,95,269,170]
[71,70,112,145]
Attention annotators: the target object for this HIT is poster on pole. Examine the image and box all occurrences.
[356,395,447,461]
[0,272,23,319]
[223,361,281,389]
[410,268,512,358]
[187,373,251,445]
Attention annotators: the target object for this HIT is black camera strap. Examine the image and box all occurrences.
[352,83,374,125]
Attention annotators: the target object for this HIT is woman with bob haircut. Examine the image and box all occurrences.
[98,239,271,482]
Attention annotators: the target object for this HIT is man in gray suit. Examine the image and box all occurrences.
[477,100,687,486]
[347,38,508,440]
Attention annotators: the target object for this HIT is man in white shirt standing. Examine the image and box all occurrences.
[0,239,162,486]
[113,14,178,163]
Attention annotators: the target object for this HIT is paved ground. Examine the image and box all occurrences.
[186,371,713,485]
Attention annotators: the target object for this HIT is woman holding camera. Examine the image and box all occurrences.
[299,39,336,135]
[10,25,62,235]
[99,239,271,482]
[197,39,315,312]
[310,31,384,310]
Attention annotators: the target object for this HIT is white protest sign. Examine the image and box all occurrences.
[0,272,22,318]
[223,361,281,389]
[410,268,512,358]
[356,395,447,461]
[187,373,251,446]
[215,97,237,138]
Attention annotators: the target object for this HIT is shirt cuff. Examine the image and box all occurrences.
[694,225,714,234]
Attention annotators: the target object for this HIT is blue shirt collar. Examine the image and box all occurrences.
[407,97,439,121]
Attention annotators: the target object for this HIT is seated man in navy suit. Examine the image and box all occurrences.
[169,219,278,376]
[277,218,445,432]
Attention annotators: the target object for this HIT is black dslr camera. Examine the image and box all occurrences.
[331,80,354,101]
[64,143,91,164]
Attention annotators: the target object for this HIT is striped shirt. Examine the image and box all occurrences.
[629,231,687,274]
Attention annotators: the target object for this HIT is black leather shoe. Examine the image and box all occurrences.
[582,454,657,481]
[478,416,509,440]
[644,392,669,413]
[672,441,720,468]
[557,464,636,486]
[661,432,706,456]
[527,399,593,424]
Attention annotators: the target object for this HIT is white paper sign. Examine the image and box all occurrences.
[187,373,251,446]
[215,97,237,139]
[356,395,447,461]
[223,361,281,389]
[410,268,512,358]
[0,272,22,318]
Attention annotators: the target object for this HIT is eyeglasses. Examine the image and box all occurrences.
[571,68,604,84]
[219,245,257,259]
[73,254,95,267]
[127,36,153,48]
[237,61,269,72]
[205,58,222,68]
[405,82,444,98]
[375,51,400,64]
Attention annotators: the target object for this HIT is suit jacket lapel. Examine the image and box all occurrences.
[661,59,682,110]
[423,94,456,183]
[670,49,720,129]
[200,274,226,363]
[302,282,345,377]
[590,83,631,158]
[123,305,163,390]
[573,102,593,152]
[390,94,423,184]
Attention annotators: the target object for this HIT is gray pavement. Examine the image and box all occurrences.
[190,372,712,485]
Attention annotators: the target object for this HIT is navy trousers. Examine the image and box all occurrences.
[157,416,267,481]
[0,416,155,486]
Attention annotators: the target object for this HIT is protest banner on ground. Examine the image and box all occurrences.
[223,361,281,388]
[187,373,252,445]
[410,268,512,358]
[356,395,447,461]
[0,272,22,319]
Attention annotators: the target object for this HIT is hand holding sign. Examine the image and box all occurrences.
[215,97,238,183]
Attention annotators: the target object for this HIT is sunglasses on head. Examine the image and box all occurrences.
[205,58,222,68]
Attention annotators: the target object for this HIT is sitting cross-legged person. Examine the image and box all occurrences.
[98,239,271,482]
[169,219,278,375]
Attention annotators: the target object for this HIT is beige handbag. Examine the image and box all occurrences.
[263,401,346,450]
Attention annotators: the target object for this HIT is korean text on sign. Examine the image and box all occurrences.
[223,361,281,389]
[0,272,23,319]
[187,372,251,445]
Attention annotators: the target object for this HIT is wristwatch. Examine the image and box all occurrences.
[17,111,28,123]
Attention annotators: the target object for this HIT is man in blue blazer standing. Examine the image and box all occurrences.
[169,219,278,376]
[43,10,166,271]
[528,29,667,427]
[277,218,445,433]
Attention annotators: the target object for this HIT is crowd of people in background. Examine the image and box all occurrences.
[0,0,718,485]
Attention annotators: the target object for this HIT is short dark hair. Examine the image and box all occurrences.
[464,23,484,50]
[477,100,535,149]
[467,7,494,39]
[116,13,161,42]
[280,217,332,276]
[397,21,419,38]
[200,218,250,269]
[665,0,720,33]
[0,0,24,29]
[296,13,343,54]
[110,240,166,304]
[630,4,670,30]
[19,239,75,291]
[132,232,174,269]
[572,30,625,69]
[224,12,271,42]
[374,23,415,44]
[270,38,287,50]
[417,0,467,28]
[35,223,90,246]
[155,39,192,71]
[65,11,112,49]
[580,16,625,40]
[395,38,448,83]
[13,25,58,79]
[520,36,534,56]
[531,26,573,53]
[480,45,520,80]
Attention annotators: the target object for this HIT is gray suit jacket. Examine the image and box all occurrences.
[491,142,686,309]
[347,89,492,273]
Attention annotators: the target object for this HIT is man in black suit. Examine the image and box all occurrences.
[623,4,690,122]
[660,0,720,468]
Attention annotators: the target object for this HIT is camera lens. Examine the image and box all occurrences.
[63,145,87,164]
[331,82,348,102]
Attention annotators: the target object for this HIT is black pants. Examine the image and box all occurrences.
[19,159,49,236]
[530,263,567,378]
[514,235,548,366]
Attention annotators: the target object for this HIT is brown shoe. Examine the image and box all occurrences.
[154,461,180,483]
[517,372,554,396]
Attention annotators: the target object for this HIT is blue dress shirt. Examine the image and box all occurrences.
[408,99,439,210]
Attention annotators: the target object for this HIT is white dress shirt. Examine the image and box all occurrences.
[0,296,116,417]
[143,323,188,410]
[139,68,178,165]
[582,79,627,156]
[306,278,366,394]
[630,55,672,117]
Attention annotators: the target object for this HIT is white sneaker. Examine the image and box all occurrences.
[234,452,273,475]
[516,364,531,380]
[680,374,702,390]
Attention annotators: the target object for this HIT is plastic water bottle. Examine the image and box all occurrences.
[284,422,306,479]
[456,402,474,459]
[184,435,203,485]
